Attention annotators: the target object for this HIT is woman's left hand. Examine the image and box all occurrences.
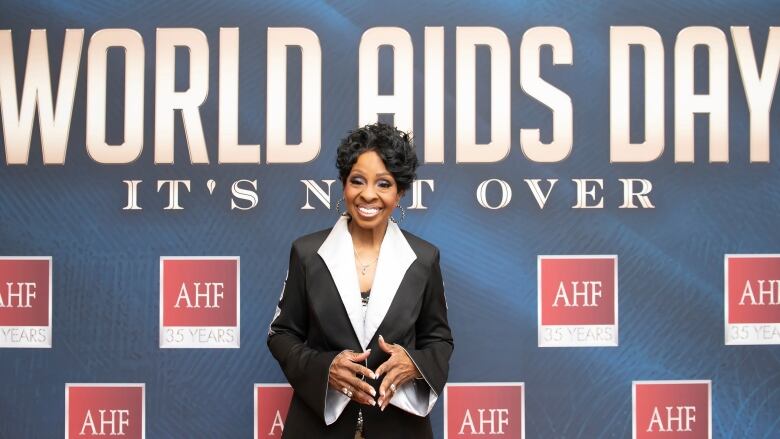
[373,335,422,411]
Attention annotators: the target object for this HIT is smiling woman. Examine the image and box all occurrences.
[343,151,400,231]
[268,123,453,438]
[337,124,417,231]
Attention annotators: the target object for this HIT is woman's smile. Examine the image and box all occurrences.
[357,205,382,218]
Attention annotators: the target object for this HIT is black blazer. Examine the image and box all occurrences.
[267,217,453,438]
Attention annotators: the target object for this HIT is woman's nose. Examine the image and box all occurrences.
[360,185,378,201]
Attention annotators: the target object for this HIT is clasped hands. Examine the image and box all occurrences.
[328,335,422,411]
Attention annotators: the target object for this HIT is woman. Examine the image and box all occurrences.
[268,123,453,438]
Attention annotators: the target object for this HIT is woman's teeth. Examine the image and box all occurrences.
[358,206,381,217]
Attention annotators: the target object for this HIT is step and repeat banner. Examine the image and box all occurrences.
[1,0,779,437]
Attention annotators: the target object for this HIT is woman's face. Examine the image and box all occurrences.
[344,150,401,232]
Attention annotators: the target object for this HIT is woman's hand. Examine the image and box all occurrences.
[374,335,423,411]
[328,350,377,406]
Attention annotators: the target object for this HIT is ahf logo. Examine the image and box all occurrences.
[0,256,52,348]
[633,380,711,439]
[65,384,145,438]
[538,255,618,347]
[254,384,293,439]
[444,383,524,439]
[725,254,780,345]
[160,257,240,348]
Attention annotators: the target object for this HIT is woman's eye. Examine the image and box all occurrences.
[350,177,364,185]
[378,181,391,188]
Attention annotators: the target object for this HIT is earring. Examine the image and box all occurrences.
[335,197,349,217]
[390,204,406,223]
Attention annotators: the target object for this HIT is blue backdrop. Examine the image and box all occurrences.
[1,0,779,437]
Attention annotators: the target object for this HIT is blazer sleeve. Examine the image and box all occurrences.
[267,243,339,423]
[403,248,454,399]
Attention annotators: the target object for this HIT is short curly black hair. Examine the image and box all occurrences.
[336,123,418,194]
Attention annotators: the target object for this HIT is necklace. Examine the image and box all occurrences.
[353,247,378,275]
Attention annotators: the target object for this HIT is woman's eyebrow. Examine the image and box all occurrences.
[350,168,391,178]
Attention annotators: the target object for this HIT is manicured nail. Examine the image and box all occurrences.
[370,399,376,406]
[370,388,376,397]
[373,373,379,380]
[377,398,383,406]
[381,405,385,412]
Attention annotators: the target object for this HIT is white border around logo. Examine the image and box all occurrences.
[65,383,146,439]
[537,255,619,347]
[254,383,292,439]
[631,379,712,439]
[443,382,525,439]
[724,253,780,346]
[0,256,53,348]
[159,256,241,349]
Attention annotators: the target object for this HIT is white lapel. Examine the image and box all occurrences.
[317,216,417,350]
[363,218,417,348]
[317,216,364,345]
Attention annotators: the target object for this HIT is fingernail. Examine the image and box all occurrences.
[370,399,376,406]
[370,388,376,397]
[374,373,379,380]
[377,398,383,406]
[381,405,385,412]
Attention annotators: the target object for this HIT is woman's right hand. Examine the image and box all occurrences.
[328,350,377,406]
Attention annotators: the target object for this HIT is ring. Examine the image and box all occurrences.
[390,383,396,392]
[342,387,349,396]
